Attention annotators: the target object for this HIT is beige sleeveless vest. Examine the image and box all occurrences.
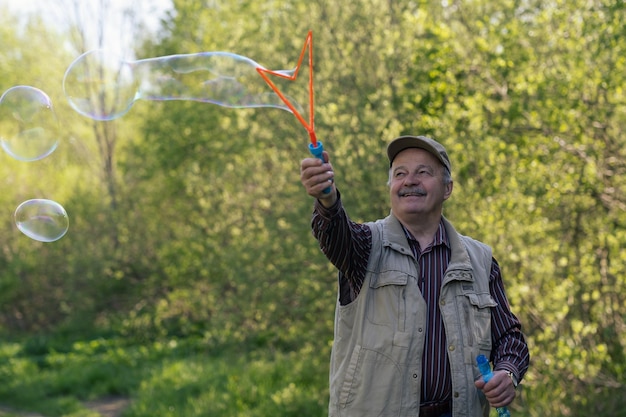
[328,214,495,417]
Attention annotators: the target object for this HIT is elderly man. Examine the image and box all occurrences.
[300,135,530,417]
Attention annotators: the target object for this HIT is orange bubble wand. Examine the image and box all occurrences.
[256,31,330,193]
[256,30,317,146]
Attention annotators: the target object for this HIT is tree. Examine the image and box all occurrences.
[115,0,626,414]
[1,0,624,415]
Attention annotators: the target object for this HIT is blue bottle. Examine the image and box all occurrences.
[476,355,511,417]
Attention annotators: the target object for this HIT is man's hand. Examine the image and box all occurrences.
[474,370,516,408]
[300,150,337,206]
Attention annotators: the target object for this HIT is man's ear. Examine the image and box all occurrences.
[443,181,453,201]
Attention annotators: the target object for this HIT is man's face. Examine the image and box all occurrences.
[389,148,453,222]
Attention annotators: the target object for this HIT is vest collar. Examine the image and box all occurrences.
[441,217,472,270]
[380,213,414,255]
[380,213,474,281]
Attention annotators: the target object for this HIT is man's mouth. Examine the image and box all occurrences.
[399,188,426,197]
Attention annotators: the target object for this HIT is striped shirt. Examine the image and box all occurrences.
[312,193,530,404]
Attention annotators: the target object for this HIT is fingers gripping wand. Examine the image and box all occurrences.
[476,355,511,417]
[257,31,330,193]
[308,137,331,194]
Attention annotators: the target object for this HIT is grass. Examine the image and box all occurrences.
[2,334,626,417]
[0,336,330,417]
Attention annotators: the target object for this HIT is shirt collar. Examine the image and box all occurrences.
[401,218,450,249]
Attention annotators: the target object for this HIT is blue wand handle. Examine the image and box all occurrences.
[476,355,511,417]
[308,141,331,194]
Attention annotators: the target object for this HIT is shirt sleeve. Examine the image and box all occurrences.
[311,190,372,304]
[489,259,531,382]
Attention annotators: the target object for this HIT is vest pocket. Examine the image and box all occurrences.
[463,293,497,350]
[369,270,409,287]
[338,344,403,414]
[366,271,409,328]
[466,293,498,309]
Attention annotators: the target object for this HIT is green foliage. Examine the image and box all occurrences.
[0,338,134,415]
[0,0,625,416]
[128,344,327,417]
[0,337,329,417]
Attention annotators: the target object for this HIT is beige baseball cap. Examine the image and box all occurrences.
[386,135,451,173]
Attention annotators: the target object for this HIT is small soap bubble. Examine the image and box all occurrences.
[14,199,69,242]
[0,86,59,161]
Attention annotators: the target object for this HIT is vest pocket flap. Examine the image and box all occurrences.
[370,270,409,288]
[466,293,498,308]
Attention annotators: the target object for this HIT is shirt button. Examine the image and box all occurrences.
[418,328,423,332]
[448,345,455,351]
[454,392,460,398]
[413,373,418,378]
[440,299,446,306]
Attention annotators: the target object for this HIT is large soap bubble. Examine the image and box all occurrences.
[0,86,59,161]
[63,50,302,121]
[14,199,69,242]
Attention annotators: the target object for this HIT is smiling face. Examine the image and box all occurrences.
[389,147,453,225]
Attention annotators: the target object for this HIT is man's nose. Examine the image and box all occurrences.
[405,172,422,184]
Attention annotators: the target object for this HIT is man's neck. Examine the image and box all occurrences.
[398,214,443,250]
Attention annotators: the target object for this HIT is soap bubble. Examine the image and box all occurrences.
[14,199,69,242]
[0,86,59,161]
[63,49,303,121]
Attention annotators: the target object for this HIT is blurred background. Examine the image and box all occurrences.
[0,0,624,416]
